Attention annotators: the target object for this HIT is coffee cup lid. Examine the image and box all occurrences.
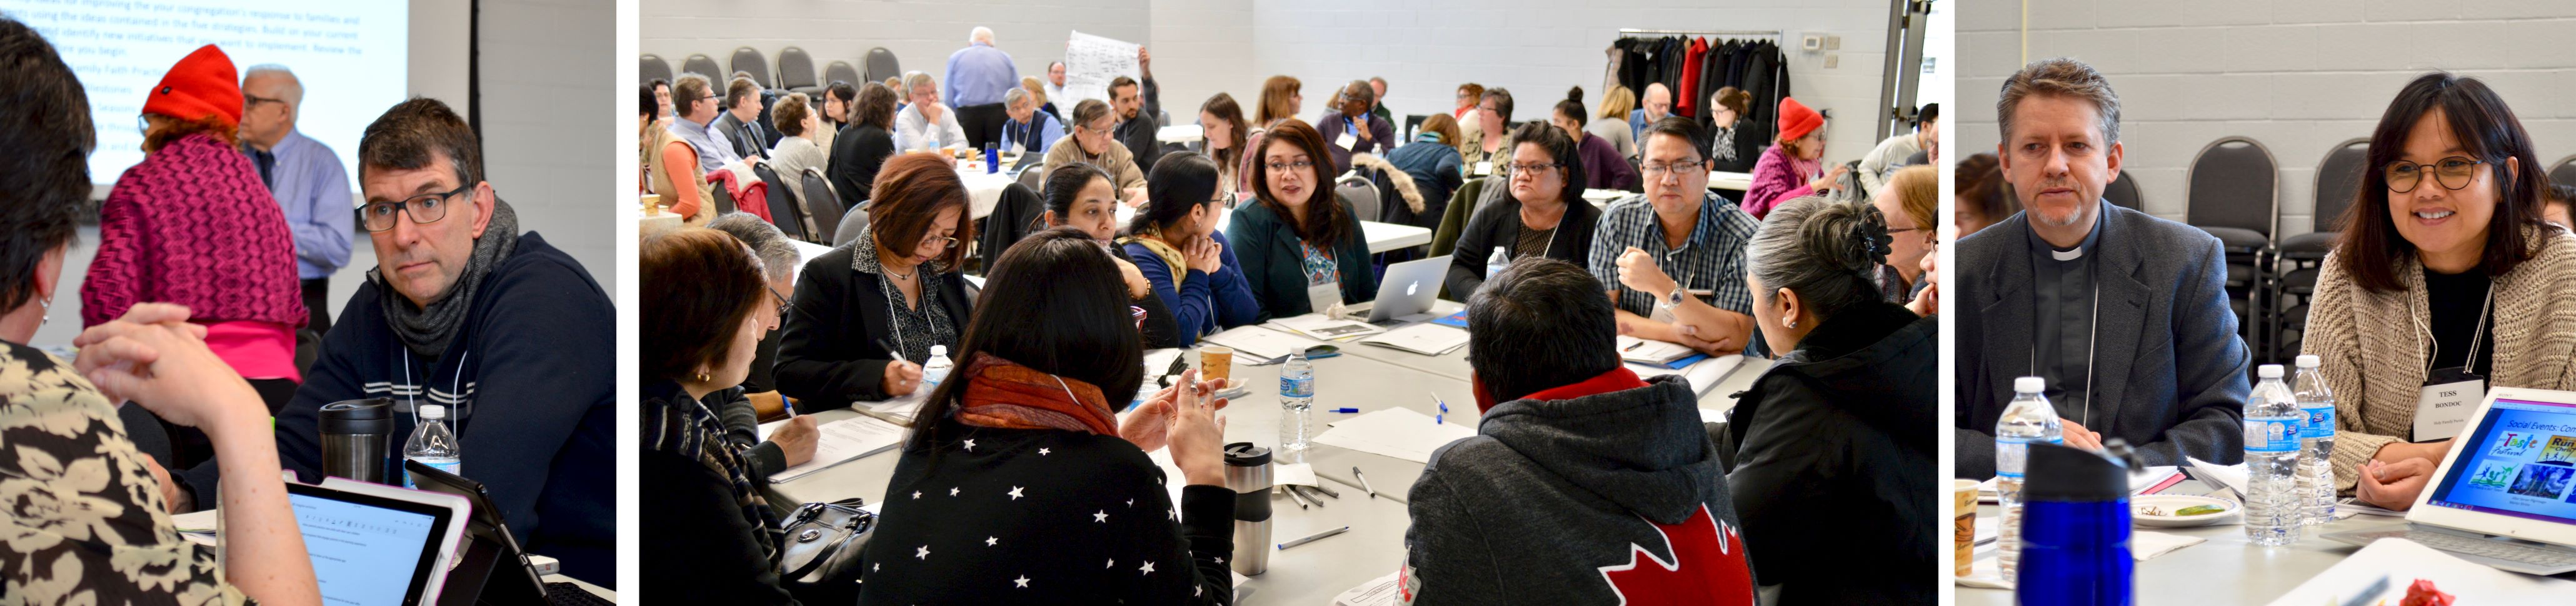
[1223,442,1270,466]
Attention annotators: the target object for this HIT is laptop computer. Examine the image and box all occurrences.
[2322,386,2576,575]
[404,460,616,605]
[286,477,472,605]
[1340,255,1450,323]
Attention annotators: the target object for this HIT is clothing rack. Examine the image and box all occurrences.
[1618,28,1781,38]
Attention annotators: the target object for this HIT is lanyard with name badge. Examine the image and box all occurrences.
[2412,283,2492,442]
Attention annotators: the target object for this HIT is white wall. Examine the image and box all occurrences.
[481,0,618,292]
[640,0,1150,94]
[1957,1,2576,236]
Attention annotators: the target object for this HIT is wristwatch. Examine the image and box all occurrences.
[1658,286,1688,311]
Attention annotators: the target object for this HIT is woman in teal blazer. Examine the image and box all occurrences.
[1226,118,1378,320]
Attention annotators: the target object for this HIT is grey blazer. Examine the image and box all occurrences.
[1953,200,2250,479]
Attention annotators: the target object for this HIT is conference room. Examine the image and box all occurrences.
[1952,1,2576,604]
[0,0,620,604]
[636,0,1942,604]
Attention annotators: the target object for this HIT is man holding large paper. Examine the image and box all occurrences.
[1398,258,1755,605]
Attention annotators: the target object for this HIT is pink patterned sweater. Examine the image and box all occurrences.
[83,132,308,332]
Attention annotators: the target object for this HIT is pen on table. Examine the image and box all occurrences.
[1294,485,1326,507]
[1318,472,1400,504]
[1303,482,1340,499]
[1622,340,1645,352]
[1330,407,1360,413]
[1280,485,1310,509]
[1278,525,1351,550]
[1353,467,1378,499]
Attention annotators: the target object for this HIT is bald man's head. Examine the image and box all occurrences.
[1642,83,1671,121]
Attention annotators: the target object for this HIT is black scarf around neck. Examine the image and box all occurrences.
[370,198,522,359]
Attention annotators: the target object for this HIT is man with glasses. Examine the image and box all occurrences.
[167,97,619,585]
[671,73,746,172]
[1042,99,1147,206]
[1320,79,1396,174]
[238,64,354,339]
[1588,117,1762,357]
[1953,58,2247,479]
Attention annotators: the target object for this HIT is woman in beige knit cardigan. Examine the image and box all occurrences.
[2305,72,2576,511]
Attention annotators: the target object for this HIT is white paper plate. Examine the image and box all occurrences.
[2132,494,2238,527]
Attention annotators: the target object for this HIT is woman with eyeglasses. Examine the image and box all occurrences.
[778,153,977,412]
[855,227,1237,605]
[1228,119,1378,319]
[2304,72,2576,512]
[86,44,307,463]
[1870,165,1938,308]
[1443,122,1601,299]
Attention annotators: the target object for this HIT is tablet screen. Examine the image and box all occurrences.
[2423,397,2576,526]
[286,484,454,605]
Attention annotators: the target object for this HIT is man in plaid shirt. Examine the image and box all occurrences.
[1589,117,1763,355]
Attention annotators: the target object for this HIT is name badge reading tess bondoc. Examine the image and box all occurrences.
[1306,281,1341,317]
[2414,367,2484,442]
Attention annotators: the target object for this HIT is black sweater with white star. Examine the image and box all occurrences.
[856,417,1236,605]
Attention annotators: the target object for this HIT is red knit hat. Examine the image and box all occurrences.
[142,44,242,129]
[1775,96,1821,144]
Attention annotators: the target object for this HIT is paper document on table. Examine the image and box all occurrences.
[1334,570,1404,606]
[1275,462,1318,487]
[1058,31,1140,111]
[1616,335,1698,364]
[1313,408,1476,464]
[850,390,930,426]
[761,415,909,483]
[2186,456,2250,499]
[1629,354,1743,397]
[1357,322,1468,355]
[1203,324,1323,361]
[2262,538,2576,605]
[1270,313,1386,340]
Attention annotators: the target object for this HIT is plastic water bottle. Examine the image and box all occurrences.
[922,345,955,387]
[403,404,461,490]
[1994,376,2063,580]
[2292,355,2337,526]
[2245,364,2305,546]
[1278,352,1315,464]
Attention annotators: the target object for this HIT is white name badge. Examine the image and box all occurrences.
[2413,377,2484,442]
[1336,132,1358,151]
[1306,281,1342,315]
[1473,161,1493,177]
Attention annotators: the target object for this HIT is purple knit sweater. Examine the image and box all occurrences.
[83,132,307,329]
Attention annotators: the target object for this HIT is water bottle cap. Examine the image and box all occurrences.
[2258,364,2283,379]
[420,404,446,419]
[2014,376,2045,394]
[2295,354,2320,368]
[930,345,948,357]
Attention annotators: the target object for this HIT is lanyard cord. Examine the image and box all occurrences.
[883,270,911,362]
[2412,282,2494,377]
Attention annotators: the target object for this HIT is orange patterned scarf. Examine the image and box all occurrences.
[954,351,1120,436]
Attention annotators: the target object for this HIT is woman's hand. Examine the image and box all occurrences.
[1815,164,1852,192]
[1162,369,1231,486]
[1907,251,1940,317]
[771,415,819,467]
[1110,256,1151,300]
[1121,372,1230,454]
[1185,235,1225,274]
[73,304,265,437]
[881,360,924,395]
[2374,440,2452,467]
[1613,247,1678,300]
[2358,458,2434,510]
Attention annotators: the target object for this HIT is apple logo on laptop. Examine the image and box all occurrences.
[1407,281,1419,297]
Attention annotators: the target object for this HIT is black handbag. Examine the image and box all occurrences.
[778,497,874,599]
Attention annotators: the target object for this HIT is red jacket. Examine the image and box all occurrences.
[84,132,306,329]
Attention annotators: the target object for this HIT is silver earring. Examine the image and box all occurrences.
[1783,315,1797,329]
[36,297,46,326]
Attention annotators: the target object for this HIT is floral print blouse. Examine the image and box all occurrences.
[0,340,249,605]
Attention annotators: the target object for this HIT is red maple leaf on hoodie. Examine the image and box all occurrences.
[1597,504,1756,605]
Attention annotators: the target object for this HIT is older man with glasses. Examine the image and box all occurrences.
[165,97,619,585]
[238,64,354,338]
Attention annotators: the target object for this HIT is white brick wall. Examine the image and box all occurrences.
[641,0,1151,99]
[1957,1,2576,237]
[643,0,1902,172]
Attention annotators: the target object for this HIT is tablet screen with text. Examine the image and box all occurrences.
[287,484,454,606]
[2424,398,2576,527]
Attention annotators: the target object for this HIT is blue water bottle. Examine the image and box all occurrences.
[984,144,1001,174]
[2015,440,2135,606]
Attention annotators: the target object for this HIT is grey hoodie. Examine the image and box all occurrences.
[1398,374,1757,605]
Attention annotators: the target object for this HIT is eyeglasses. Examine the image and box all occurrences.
[244,94,286,109]
[1506,162,1562,175]
[2384,156,2485,194]
[361,184,473,232]
[766,285,794,318]
[1265,159,1315,173]
[920,236,961,250]
[1641,159,1706,177]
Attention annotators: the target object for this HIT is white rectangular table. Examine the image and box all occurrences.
[1158,124,1204,144]
[1709,170,1753,192]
